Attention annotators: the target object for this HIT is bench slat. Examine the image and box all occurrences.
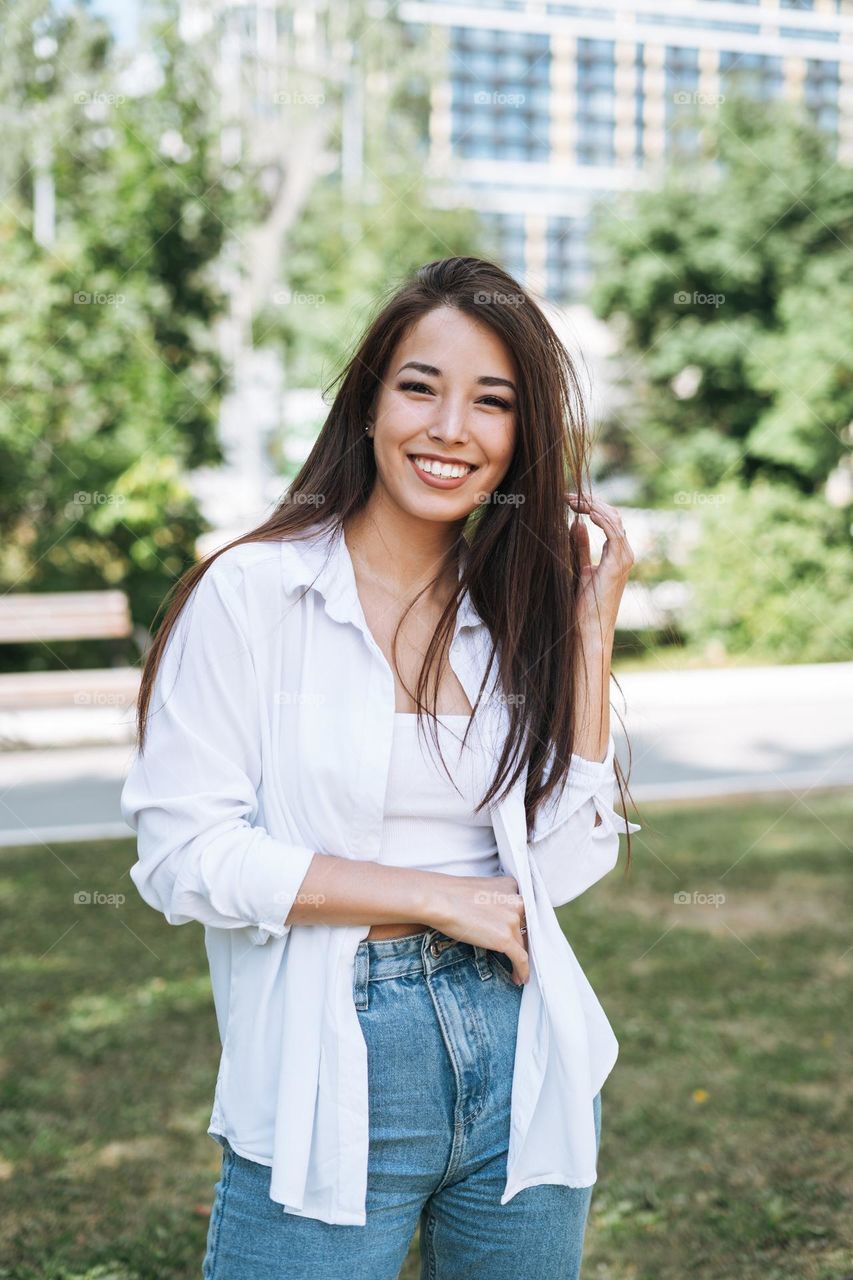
[0,591,132,643]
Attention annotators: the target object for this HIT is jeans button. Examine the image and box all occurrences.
[430,941,441,958]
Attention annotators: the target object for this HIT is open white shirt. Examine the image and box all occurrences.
[120,520,640,1226]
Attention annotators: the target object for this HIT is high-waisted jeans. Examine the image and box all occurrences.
[202,927,603,1279]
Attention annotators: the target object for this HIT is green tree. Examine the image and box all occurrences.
[255,173,485,394]
[0,1,253,664]
[683,480,853,663]
[588,97,853,502]
[251,8,489,418]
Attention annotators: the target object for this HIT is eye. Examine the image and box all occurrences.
[398,380,434,395]
[399,381,512,411]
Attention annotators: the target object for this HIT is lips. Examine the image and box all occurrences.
[408,454,478,478]
[407,454,479,490]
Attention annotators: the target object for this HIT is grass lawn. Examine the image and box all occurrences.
[0,790,850,1279]
[610,638,809,675]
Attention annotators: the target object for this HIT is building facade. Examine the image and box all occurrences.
[398,0,853,301]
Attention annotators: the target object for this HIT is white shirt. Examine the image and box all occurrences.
[379,711,501,874]
[120,520,641,1226]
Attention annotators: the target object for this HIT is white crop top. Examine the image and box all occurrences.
[379,711,501,878]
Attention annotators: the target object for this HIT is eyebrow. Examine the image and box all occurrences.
[396,360,516,394]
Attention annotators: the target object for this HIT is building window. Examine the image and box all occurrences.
[719,50,785,100]
[450,26,551,161]
[635,41,645,166]
[664,45,700,157]
[479,211,528,284]
[576,38,616,166]
[779,0,839,39]
[804,58,839,135]
[546,214,592,303]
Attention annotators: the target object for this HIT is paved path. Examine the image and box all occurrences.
[0,662,850,848]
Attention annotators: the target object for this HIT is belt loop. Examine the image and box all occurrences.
[473,945,493,981]
[353,941,369,1011]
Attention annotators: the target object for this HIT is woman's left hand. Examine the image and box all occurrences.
[566,492,635,651]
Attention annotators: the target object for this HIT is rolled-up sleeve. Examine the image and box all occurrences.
[120,561,318,946]
[528,733,641,909]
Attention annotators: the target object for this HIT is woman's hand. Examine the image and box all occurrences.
[427,873,530,985]
[566,493,635,652]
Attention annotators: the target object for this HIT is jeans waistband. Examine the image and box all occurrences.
[353,928,495,1010]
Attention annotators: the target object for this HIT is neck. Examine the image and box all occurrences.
[344,498,463,602]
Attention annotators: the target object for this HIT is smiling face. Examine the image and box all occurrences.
[366,305,518,523]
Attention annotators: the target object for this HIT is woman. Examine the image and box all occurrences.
[121,256,640,1279]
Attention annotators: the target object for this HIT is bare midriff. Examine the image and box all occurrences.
[366,922,431,940]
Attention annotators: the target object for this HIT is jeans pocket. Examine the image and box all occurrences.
[490,950,522,989]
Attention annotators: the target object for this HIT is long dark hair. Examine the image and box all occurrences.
[134,256,637,864]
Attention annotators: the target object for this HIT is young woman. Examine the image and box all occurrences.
[121,256,640,1279]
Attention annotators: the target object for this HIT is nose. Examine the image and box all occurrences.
[428,395,470,445]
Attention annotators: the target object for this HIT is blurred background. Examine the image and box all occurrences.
[0,1,850,1277]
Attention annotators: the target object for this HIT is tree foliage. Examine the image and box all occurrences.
[252,8,489,395]
[589,97,853,501]
[0,1,250,659]
[683,480,853,663]
[255,173,485,391]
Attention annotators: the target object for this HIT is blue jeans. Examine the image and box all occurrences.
[202,928,603,1279]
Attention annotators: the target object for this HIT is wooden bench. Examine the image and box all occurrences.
[0,591,146,712]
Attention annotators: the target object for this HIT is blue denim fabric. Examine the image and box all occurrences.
[202,927,603,1279]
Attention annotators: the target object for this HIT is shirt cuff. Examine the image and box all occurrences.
[170,835,319,946]
[529,733,641,842]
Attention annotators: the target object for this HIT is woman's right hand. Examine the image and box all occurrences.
[428,874,530,985]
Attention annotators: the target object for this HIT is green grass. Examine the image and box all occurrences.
[610,636,818,674]
[0,791,851,1279]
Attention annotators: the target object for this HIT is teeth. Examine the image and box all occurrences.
[413,456,473,479]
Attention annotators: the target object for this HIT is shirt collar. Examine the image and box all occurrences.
[279,520,486,633]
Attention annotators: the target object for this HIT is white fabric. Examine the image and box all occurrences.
[380,711,501,876]
[120,520,641,1226]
